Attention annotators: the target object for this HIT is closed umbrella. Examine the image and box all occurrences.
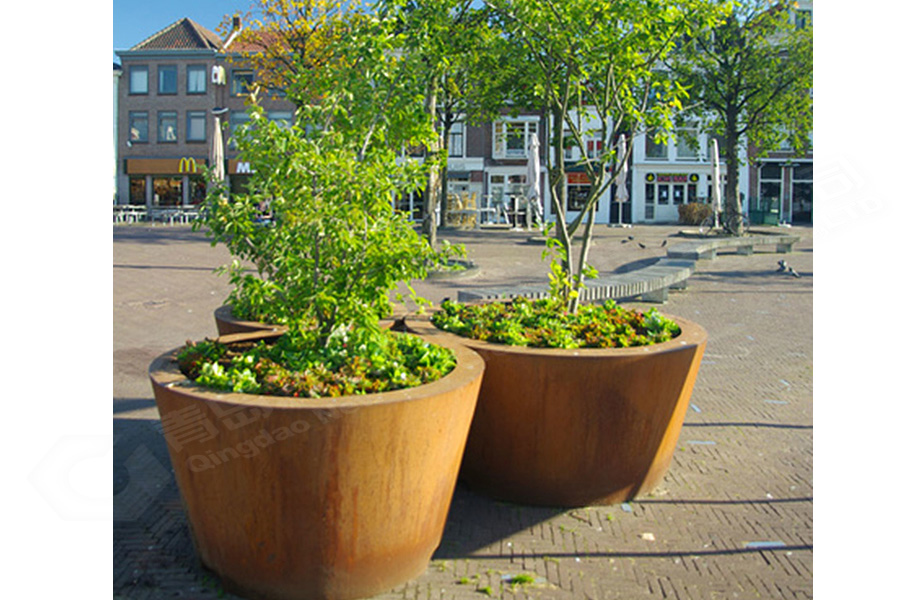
[710,138,722,229]
[210,115,225,185]
[525,132,543,228]
[614,134,629,226]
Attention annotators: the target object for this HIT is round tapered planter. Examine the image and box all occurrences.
[406,313,706,507]
[214,305,285,336]
[149,330,484,600]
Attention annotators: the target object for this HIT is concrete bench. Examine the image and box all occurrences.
[666,233,801,261]
[457,258,696,304]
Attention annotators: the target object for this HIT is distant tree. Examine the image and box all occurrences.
[669,0,813,231]
[377,0,521,248]
[225,0,435,160]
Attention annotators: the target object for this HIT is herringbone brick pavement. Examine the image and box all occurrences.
[113,223,812,600]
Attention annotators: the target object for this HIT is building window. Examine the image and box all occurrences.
[129,111,149,143]
[228,111,251,149]
[645,131,668,160]
[153,177,182,206]
[129,177,146,204]
[231,70,254,96]
[129,66,148,94]
[158,112,177,142]
[187,65,207,94]
[448,121,464,157]
[268,111,293,129]
[187,111,206,142]
[158,65,177,95]
[189,177,207,204]
[493,119,538,159]
[676,126,700,161]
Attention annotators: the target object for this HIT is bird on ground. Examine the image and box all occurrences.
[637,242,646,249]
[776,259,788,272]
[787,267,801,278]
[661,239,667,247]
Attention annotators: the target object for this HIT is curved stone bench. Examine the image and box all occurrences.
[457,258,696,304]
[666,233,801,261]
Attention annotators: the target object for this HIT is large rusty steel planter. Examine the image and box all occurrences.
[406,313,706,507]
[148,330,484,600]
[214,305,285,336]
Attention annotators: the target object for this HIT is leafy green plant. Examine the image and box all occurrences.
[433,297,681,349]
[183,10,463,398]
[178,326,455,398]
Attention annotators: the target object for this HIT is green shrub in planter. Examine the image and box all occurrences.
[192,102,460,395]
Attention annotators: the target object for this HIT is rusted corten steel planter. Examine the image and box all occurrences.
[406,313,706,507]
[214,305,285,336]
[149,330,484,600]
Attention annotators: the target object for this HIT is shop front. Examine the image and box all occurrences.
[124,157,209,206]
[637,171,704,223]
[752,160,812,224]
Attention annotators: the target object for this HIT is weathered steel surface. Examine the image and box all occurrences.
[149,330,484,600]
[407,314,706,507]
[213,305,285,336]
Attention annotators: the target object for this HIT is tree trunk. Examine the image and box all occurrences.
[724,110,744,234]
[422,79,440,249]
[439,109,453,229]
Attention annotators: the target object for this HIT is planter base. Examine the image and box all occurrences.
[407,312,706,507]
[149,330,484,600]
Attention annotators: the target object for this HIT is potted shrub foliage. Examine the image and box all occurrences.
[405,0,716,507]
[149,8,484,598]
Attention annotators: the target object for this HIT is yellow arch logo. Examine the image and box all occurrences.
[178,157,198,174]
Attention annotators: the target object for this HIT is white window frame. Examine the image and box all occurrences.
[187,65,207,94]
[158,65,178,95]
[448,121,465,157]
[187,111,206,142]
[676,125,700,161]
[492,117,539,159]
[129,66,148,95]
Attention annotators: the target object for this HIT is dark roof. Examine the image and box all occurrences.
[131,18,223,51]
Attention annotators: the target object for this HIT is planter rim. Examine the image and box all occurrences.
[405,310,707,359]
[149,328,485,411]
[214,304,287,331]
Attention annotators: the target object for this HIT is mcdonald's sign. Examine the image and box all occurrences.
[125,158,208,175]
[178,157,198,174]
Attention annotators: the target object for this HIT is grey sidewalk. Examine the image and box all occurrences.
[114,223,812,599]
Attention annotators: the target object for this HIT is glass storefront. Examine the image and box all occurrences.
[792,163,812,222]
[189,177,207,205]
[129,177,146,205]
[153,177,182,206]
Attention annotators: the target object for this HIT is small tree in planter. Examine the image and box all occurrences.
[412,0,722,507]
[149,9,485,599]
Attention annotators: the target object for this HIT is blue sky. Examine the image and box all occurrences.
[114,0,254,60]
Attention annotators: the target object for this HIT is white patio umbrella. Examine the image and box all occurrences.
[210,116,225,185]
[525,132,543,228]
[614,134,629,226]
[710,138,722,228]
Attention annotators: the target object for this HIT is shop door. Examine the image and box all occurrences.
[791,163,812,223]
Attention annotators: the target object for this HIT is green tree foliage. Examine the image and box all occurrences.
[669,0,813,229]
[377,0,522,248]
[485,0,722,312]
[202,4,453,347]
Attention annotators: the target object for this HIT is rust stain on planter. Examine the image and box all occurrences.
[149,329,484,600]
[405,311,707,507]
